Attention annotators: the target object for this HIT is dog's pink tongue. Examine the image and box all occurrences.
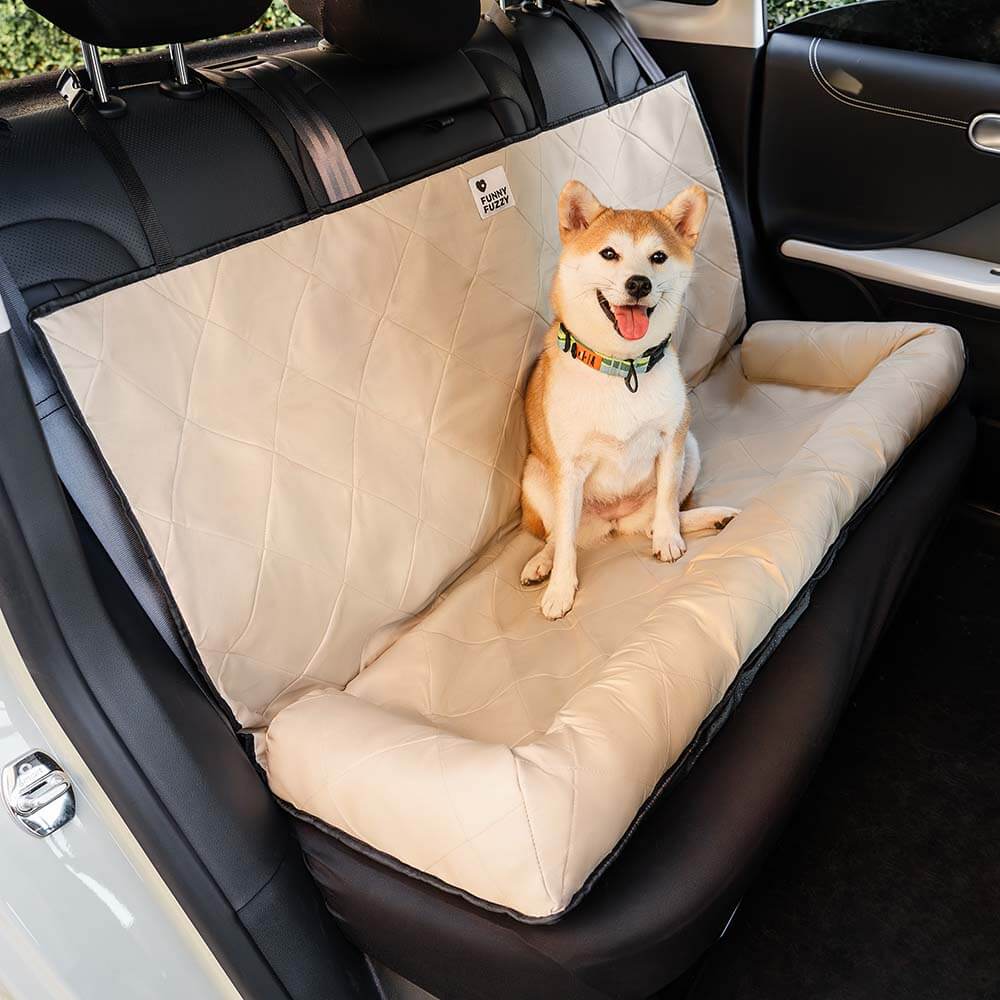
[613,305,649,341]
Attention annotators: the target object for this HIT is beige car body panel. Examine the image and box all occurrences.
[0,610,241,1000]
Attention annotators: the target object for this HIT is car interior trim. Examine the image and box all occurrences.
[782,239,1000,310]
[807,38,967,130]
[621,0,764,50]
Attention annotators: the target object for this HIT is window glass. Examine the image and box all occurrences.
[768,0,853,30]
[774,0,1000,64]
[1,0,302,81]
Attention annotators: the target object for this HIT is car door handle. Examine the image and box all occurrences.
[969,113,1000,154]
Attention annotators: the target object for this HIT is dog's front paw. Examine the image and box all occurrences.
[521,546,554,585]
[540,576,577,620]
[652,531,686,563]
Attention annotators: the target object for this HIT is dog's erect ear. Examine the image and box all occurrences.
[661,185,709,248]
[558,180,606,243]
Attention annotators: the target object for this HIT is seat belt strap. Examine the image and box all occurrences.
[0,253,55,408]
[233,59,362,205]
[488,6,550,125]
[0,253,236,729]
[553,1,616,105]
[197,66,322,214]
[56,70,174,268]
[597,0,665,85]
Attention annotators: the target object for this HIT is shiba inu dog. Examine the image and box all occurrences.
[521,180,739,620]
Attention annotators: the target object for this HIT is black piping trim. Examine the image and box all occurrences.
[29,321,244,737]
[282,362,968,925]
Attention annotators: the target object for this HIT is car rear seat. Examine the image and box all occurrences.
[1,0,971,997]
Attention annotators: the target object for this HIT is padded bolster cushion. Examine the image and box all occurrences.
[287,0,482,64]
[24,0,270,47]
[740,319,950,390]
[265,319,963,919]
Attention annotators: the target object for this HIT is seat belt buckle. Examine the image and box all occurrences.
[56,68,84,110]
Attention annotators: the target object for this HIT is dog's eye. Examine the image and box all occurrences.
[599,247,619,261]
[650,250,668,265]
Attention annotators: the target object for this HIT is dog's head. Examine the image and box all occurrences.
[551,180,708,358]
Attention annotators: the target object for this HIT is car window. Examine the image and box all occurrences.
[1,0,302,80]
[773,0,1000,64]
[768,0,853,30]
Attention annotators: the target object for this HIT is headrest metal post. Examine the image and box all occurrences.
[77,42,127,116]
[160,42,205,100]
[168,43,191,86]
[80,42,110,106]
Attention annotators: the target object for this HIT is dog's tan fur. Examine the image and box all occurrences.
[520,181,738,619]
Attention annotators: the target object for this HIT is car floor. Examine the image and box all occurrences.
[684,503,1000,1000]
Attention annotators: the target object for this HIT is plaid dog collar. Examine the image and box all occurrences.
[557,324,671,393]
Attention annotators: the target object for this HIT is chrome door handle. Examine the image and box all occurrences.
[969,113,1000,154]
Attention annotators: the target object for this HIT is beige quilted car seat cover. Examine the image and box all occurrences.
[38,78,964,918]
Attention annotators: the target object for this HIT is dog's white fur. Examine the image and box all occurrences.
[520,180,738,619]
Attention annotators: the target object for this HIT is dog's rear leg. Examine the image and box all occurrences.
[674,434,738,534]
[679,506,740,533]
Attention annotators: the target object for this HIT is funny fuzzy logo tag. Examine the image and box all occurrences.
[468,166,515,220]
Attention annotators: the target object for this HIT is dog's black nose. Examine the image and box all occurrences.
[625,274,652,299]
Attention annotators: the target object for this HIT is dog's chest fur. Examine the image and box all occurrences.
[544,344,687,501]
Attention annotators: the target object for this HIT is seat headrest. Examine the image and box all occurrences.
[23,0,271,47]
[286,0,481,65]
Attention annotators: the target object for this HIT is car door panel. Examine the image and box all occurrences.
[760,33,1000,249]
[758,24,1000,510]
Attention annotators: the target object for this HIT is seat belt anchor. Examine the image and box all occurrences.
[58,45,127,119]
[56,67,84,111]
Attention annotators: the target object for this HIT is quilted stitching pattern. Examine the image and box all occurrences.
[35,80,965,918]
[266,319,962,917]
[40,80,744,730]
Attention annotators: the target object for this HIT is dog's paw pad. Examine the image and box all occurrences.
[653,534,686,562]
[521,550,553,586]
[712,507,740,531]
[540,579,577,619]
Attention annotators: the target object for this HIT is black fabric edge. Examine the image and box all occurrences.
[29,332,245,739]
[29,72,685,323]
[281,357,968,925]
[682,78,751,341]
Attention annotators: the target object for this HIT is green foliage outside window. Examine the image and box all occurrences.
[0,0,855,81]
[767,0,854,27]
[0,0,303,80]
